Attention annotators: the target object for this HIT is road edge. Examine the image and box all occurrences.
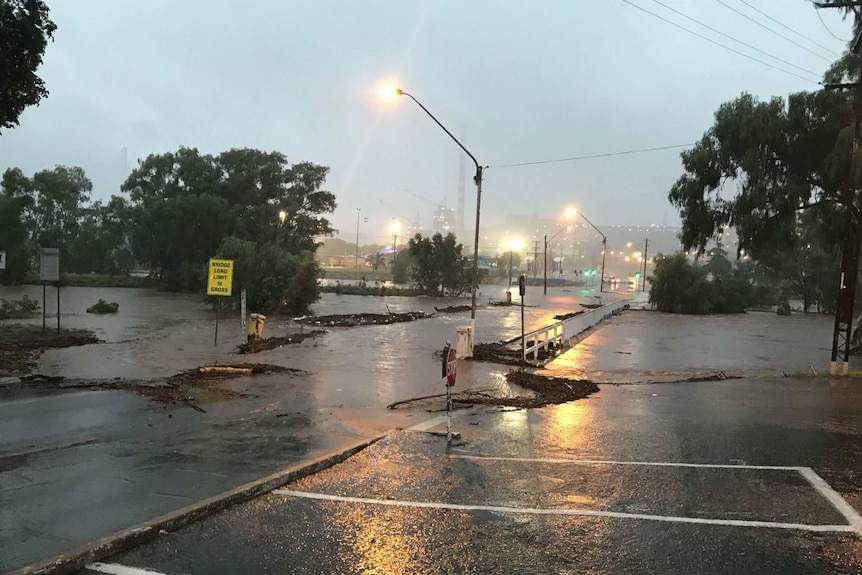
[5,435,383,575]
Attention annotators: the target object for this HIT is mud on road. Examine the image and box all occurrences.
[237,331,325,354]
[296,311,431,327]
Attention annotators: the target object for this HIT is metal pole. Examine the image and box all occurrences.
[42,283,46,334]
[600,237,607,293]
[214,297,220,346]
[543,234,548,295]
[56,281,60,334]
[470,167,483,353]
[521,278,525,368]
[642,238,649,292]
[355,208,361,269]
[446,380,452,443]
[509,251,513,286]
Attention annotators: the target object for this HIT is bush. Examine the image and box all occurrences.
[86,299,119,314]
[0,296,40,319]
[649,253,753,315]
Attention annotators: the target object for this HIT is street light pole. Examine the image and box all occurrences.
[395,89,483,353]
[509,250,514,287]
[568,208,606,294]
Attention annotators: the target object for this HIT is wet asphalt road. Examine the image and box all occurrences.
[2,285,858,573]
[81,377,862,574]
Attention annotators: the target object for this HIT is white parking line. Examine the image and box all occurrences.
[798,467,862,535]
[450,454,803,471]
[87,563,167,575]
[274,489,857,533]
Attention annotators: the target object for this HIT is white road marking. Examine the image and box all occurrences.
[798,467,862,535]
[408,414,450,432]
[449,454,804,471]
[274,489,856,533]
[87,563,168,575]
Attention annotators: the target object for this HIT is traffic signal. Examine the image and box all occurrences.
[635,272,641,279]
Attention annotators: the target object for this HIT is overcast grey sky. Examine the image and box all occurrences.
[0,0,851,245]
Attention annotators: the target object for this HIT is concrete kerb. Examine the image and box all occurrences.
[4,435,384,575]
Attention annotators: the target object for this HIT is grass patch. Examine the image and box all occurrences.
[0,323,98,349]
[0,296,40,320]
[86,299,119,314]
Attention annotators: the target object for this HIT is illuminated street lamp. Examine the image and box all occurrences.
[392,87,483,353]
[276,209,288,243]
[566,206,607,293]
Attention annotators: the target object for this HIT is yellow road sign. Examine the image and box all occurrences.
[207,258,234,296]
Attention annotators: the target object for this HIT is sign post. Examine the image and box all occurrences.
[519,274,526,368]
[240,289,248,345]
[207,258,234,345]
[444,344,457,443]
[40,248,60,334]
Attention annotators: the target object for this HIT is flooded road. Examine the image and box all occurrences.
[1,283,853,572]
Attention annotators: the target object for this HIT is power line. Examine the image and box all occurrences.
[738,0,843,55]
[620,0,821,83]
[815,6,852,42]
[489,143,696,169]
[648,0,821,77]
[714,0,833,62]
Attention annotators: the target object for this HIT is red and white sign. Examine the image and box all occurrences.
[446,347,457,387]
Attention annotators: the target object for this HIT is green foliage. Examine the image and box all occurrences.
[86,299,119,314]
[216,236,321,314]
[649,253,754,314]
[0,0,56,131]
[0,296,39,319]
[407,232,470,296]
[123,147,335,293]
[391,249,414,284]
[369,253,387,272]
[0,194,32,283]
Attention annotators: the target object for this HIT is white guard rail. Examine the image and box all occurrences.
[523,299,629,364]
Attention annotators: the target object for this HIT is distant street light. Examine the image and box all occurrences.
[544,225,571,294]
[276,209,288,243]
[355,208,363,269]
[566,206,607,293]
[393,88,483,353]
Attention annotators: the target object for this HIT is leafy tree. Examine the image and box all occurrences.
[216,236,320,314]
[122,147,336,295]
[0,0,56,131]
[71,196,135,274]
[1,165,93,272]
[392,249,414,284]
[0,194,32,283]
[649,253,752,314]
[407,232,470,296]
[369,253,386,272]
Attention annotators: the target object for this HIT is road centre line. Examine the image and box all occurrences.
[798,467,862,535]
[274,489,856,533]
[87,563,167,575]
[450,454,805,471]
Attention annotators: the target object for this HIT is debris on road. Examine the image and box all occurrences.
[554,310,585,321]
[387,371,598,410]
[238,330,325,354]
[470,343,523,365]
[168,363,305,386]
[296,311,431,327]
[434,305,471,314]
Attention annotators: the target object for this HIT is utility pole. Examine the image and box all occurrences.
[533,241,540,278]
[818,0,862,375]
[642,238,649,292]
[543,234,548,295]
[814,0,862,375]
